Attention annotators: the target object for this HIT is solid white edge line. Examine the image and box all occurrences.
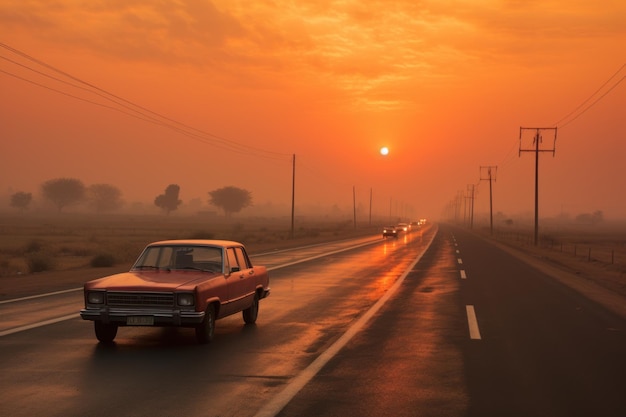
[0,236,410,337]
[266,239,380,272]
[253,227,438,417]
[466,305,482,340]
[0,287,82,305]
[0,313,80,337]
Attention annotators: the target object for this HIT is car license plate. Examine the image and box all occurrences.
[127,316,154,326]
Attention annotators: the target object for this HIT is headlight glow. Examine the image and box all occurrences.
[177,293,195,307]
[87,291,105,304]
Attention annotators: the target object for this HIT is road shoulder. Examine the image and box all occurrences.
[477,234,626,320]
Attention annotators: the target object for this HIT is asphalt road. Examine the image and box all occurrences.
[276,225,626,417]
[1,224,625,417]
[452,225,626,417]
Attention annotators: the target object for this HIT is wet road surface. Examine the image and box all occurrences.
[2,224,625,417]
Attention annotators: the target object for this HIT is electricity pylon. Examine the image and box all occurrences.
[519,127,557,245]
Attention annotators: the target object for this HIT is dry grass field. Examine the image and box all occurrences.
[1,213,624,305]
[0,213,379,275]
[0,212,380,299]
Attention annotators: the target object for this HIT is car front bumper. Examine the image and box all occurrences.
[80,307,205,326]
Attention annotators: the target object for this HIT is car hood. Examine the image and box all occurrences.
[84,270,222,292]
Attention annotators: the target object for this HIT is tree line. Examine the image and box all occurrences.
[9,178,252,217]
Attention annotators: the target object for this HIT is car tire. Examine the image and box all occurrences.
[94,321,118,344]
[196,304,216,344]
[242,293,259,324]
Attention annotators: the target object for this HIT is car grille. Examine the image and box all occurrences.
[106,292,174,307]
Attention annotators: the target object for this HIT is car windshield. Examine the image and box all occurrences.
[132,245,223,272]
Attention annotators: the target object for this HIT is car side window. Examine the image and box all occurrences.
[226,248,240,273]
[234,247,251,269]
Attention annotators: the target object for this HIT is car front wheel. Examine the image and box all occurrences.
[196,304,216,344]
[94,321,118,344]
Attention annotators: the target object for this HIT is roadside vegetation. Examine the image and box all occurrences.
[0,213,378,276]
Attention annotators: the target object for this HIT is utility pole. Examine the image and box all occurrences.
[519,127,557,245]
[480,166,497,235]
[353,186,357,229]
[369,188,372,226]
[291,154,295,239]
[466,184,475,229]
[456,190,464,224]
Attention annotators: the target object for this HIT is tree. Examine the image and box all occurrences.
[575,210,604,224]
[41,178,86,212]
[154,184,182,214]
[87,183,123,212]
[10,191,33,211]
[208,186,252,218]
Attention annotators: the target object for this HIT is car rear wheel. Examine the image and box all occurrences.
[196,304,216,344]
[242,293,259,324]
[94,321,118,344]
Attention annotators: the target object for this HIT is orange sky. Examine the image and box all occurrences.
[1,1,625,221]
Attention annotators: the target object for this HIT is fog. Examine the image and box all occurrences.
[1,2,625,222]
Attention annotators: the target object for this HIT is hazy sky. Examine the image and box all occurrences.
[1,1,625,220]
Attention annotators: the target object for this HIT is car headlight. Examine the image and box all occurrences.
[177,293,195,307]
[87,291,105,304]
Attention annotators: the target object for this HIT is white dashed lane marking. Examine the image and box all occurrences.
[466,305,482,340]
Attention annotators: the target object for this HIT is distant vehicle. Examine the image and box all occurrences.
[80,240,270,344]
[397,222,409,232]
[382,226,398,238]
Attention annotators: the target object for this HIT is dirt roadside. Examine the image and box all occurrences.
[476,233,626,320]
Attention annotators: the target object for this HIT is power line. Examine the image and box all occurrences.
[558,75,625,129]
[553,63,626,128]
[0,42,292,162]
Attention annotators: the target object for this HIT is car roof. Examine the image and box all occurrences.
[147,239,244,248]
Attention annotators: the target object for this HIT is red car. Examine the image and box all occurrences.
[80,240,270,344]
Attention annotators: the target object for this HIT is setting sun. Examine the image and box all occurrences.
[0,1,624,220]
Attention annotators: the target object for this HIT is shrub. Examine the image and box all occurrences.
[26,254,56,273]
[0,258,12,275]
[24,239,44,253]
[90,253,116,267]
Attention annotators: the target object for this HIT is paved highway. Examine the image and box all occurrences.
[452,225,626,417]
[276,225,626,417]
[1,224,624,417]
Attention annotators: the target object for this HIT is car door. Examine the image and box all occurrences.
[224,246,254,314]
